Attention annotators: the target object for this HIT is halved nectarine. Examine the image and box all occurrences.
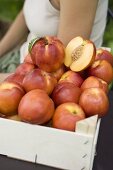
[64,36,96,72]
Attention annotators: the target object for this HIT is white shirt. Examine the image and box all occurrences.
[20,0,108,63]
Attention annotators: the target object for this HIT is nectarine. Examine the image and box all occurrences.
[51,81,81,106]
[23,53,34,64]
[59,70,84,87]
[64,36,96,72]
[22,68,57,95]
[0,82,25,116]
[87,60,113,84]
[4,73,25,87]
[29,36,65,72]
[15,63,35,76]
[79,87,109,117]
[18,89,55,124]
[81,76,108,94]
[95,48,113,66]
[52,102,86,131]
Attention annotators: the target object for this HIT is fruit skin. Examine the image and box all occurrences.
[52,102,86,131]
[95,48,113,67]
[15,63,35,76]
[29,36,65,73]
[81,76,109,94]
[52,64,66,81]
[22,68,57,95]
[64,36,96,72]
[0,82,25,116]
[23,53,34,64]
[18,89,55,124]
[51,81,81,106]
[79,87,109,117]
[59,70,84,87]
[87,60,113,84]
[4,73,25,87]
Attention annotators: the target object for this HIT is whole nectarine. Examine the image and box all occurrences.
[15,63,35,76]
[51,81,81,106]
[87,60,113,84]
[0,82,25,116]
[59,70,84,87]
[22,68,57,95]
[52,102,86,131]
[81,76,108,94]
[79,87,109,117]
[95,48,113,66]
[4,73,25,87]
[18,89,55,124]
[29,36,65,72]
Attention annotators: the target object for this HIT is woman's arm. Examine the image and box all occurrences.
[57,0,99,46]
[0,10,28,57]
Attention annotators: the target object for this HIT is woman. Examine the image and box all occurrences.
[0,0,108,72]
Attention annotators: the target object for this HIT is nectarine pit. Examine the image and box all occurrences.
[71,40,88,62]
[71,45,83,61]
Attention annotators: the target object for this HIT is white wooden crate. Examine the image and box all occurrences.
[0,115,100,170]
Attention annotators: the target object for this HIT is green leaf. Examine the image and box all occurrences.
[28,37,39,53]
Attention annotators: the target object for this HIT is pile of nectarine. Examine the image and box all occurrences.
[0,35,113,132]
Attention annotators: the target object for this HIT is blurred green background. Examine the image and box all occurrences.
[0,0,113,53]
[0,0,24,21]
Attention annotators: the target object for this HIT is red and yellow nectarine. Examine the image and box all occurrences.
[29,36,65,73]
[52,102,86,131]
[79,87,109,117]
[0,82,25,116]
[59,70,84,87]
[22,68,57,95]
[95,48,113,66]
[81,76,108,94]
[18,89,55,124]
[87,60,113,84]
[51,81,81,106]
